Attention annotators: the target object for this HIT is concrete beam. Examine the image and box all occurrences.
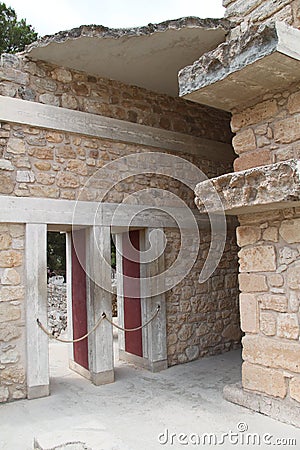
[25,223,49,399]
[179,21,300,111]
[0,96,234,161]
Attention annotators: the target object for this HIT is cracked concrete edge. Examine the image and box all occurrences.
[194,159,300,215]
[223,382,300,428]
[178,21,299,97]
[24,17,231,53]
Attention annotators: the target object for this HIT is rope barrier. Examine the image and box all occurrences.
[37,304,160,343]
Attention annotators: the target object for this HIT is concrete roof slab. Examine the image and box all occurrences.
[179,21,300,111]
[25,17,230,97]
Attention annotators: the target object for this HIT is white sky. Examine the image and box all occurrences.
[6,0,225,36]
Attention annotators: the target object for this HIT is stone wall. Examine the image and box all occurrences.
[237,208,300,404]
[223,0,300,38]
[0,223,26,402]
[165,225,241,367]
[230,82,300,171]
[0,54,233,145]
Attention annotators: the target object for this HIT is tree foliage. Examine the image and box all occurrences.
[47,232,66,276]
[0,2,37,54]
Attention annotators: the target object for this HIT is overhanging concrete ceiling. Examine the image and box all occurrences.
[25,17,230,97]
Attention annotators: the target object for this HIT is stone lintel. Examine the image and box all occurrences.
[194,159,300,215]
[224,382,300,428]
[179,21,300,111]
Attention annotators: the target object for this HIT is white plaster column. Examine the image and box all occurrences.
[86,226,114,385]
[144,228,168,372]
[25,223,49,399]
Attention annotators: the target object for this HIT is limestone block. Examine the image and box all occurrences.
[51,67,72,82]
[0,233,12,250]
[6,138,26,155]
[0,173,14,194]
[57,172,80,188]
[239,293,258,333]
[0,303,21,322]
[1,268,20,285]
[277,313,299,340]
[268,273,283,287]
[56,146,76,159]
[0,348,19,364]
[290,376,300,403]
[0,386,9,402]
[287,262,300,289]
[289,291,299,312]
[0,159,14,171]
[242,362,287,399]
[232,128,256,154]
[36,173,55,185]
[238,245,276,272]
[178,324,194,342]
[34,162,51,171]
[66,160,88,175]
[238,273,268,292]
[0,286,24,301]
[262,227,279,242]
[46,131,64,143]
[233,149,271,171]
[0,250,22,268]
[16,170,35,183]
[279,247,298,265]
[287,91,300,114]
[231,100,278,132]
[29,185,59,198]
[274,114,300,144]
[30,147,54,160]
[260,311,276,336]
[9,225,24,238]
[236,226,261,246]
[222,323,242,340]
[0,323,20,341]
[1,366,25,384]
[279,218,300,243]
[242,335,300,373]
[258,294,288,312]
[61,93,78,109]
[39,93,60,107]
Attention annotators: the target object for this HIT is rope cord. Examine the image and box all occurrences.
[37,305,160,343]
[103,304,160,332]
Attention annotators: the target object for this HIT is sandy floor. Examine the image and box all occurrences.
[1,342,300,449]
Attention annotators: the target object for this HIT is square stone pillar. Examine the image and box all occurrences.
[86,226,114,385]
[25,223,49,399]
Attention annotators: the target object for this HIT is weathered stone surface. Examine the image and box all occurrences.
[233,149,271,172]
[1,366,25,384]
[39,93,60,107]
[242,362,287,398]
[0,173,14,194]
[30,147,54,160]
[51,67,72,83]
[277,313,299,340]
[195,160,300,215]
[0,286,24,301]
[0,386,9,402]
[0,233,12,250]
[0,159,14,171]
[16,170,35,183]
[287,91,300,114]
[243,335,300,373]
[0,303,21,322]
[238,273,268,292]
[262,226,278,242]
[274,114,300,144]
[0,323,20,341]
[287,262,300,289]
[260,311,276,336]
[66,160,88,175]
[221,323,242,340]
[268,273,283,287]
[0,67,28,85]
[279,218,300,243]
[232,128,256,154]
[57,172,80,188]
[0,348,19,364]
[6,138,26,155]
[290,376,300,403]
[61,93,78,109]
[239,293,258,333]
[29,185,59,198]
[0,250,22,268]
[258,294,288,312]
[236,226,261,246]
[238,245,276,272]
[1,268,20,285]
